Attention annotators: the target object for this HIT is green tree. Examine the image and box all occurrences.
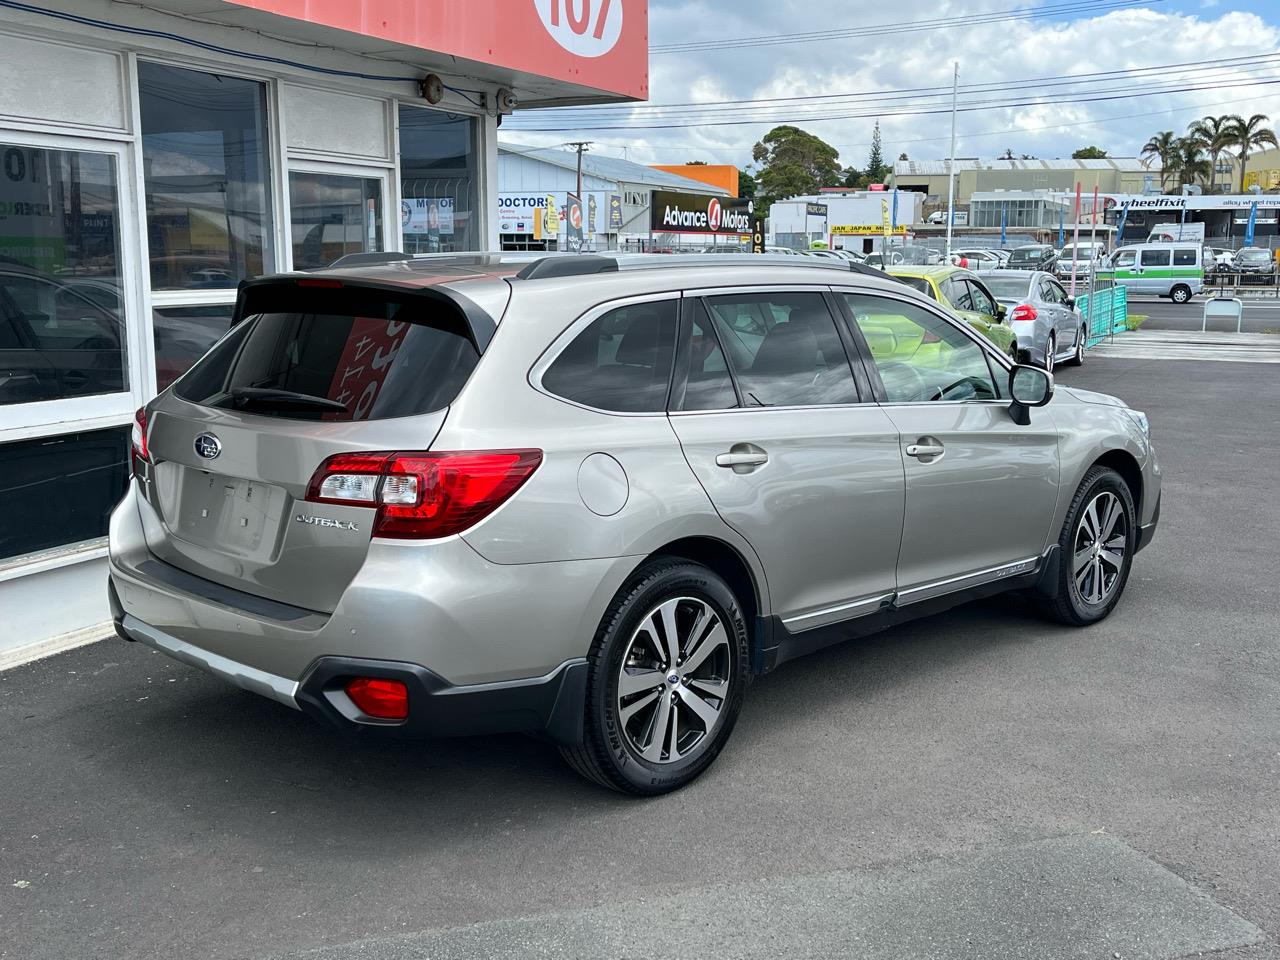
[1141,131,1178,191]
[1000,147,1015,160]
[750,125,842,203]
[864,120,890,184]
[1186,114,1235,192]
[898,152,909,161]
[684,160,708,165]
[1173,138,1211,190]
[1222,113,1278,191]
[843,166,869,189]
[1072,146,1108,159]
[737,168,758,199]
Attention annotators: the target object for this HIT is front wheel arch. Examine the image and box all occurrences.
[1088,449,1143,521]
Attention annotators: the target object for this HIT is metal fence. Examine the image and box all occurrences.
[1076,270,1129,346]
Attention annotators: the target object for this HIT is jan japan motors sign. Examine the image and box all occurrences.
[651,190,754,235]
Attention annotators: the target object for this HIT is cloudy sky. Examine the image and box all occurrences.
[501,0,1280,172]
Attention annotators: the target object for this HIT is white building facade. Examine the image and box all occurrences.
[0,0,647,664]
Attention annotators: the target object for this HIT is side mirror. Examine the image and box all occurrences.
[1008,364,1054,425]
[996,303,1008,321]
[1062,296,1075,309]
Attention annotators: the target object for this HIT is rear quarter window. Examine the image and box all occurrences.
[540,300,678,413]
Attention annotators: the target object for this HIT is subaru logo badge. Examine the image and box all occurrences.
[668,674,680,685]
[194,433,222,460]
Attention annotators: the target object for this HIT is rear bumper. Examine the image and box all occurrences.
[114,611,588,744]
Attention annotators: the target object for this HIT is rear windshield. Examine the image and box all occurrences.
[1009,248,1047,262]
[982,275,1034,299]
[895,276,936,298]
[1238,249,1271,261]
[173,287,478,421]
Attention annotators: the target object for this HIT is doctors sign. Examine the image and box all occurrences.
[651,190,753,235]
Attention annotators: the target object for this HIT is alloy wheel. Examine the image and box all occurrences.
[1076,329,1086,364]
[616,596,732,764]
[1045,334,1056,373]
[1072,491,1128,605]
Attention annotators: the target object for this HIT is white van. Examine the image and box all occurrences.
[1108,242,1204,303]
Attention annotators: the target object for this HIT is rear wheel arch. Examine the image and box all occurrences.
[645,536,764,660]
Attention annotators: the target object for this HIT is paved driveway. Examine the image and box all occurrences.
[1,356,1277,960]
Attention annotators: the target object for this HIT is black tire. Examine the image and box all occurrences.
[1040,466,1137,626]
[1065,326,1087,366]
[1170,284,1192,304]
[560,559,750,795]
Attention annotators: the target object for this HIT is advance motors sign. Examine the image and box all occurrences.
[651,190,753,236]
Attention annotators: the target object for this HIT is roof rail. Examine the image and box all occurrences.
[509,252,898,281]
[327,251,415,268]
[515,255,620,280]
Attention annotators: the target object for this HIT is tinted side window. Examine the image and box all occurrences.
[704,292,857,407]
[966,280,995,315]
[944,278,974,310]
[542,300,678,413]
[844,294,998,403]
[675,304,737,412]
[1173,248,1197,266]
[1039,280,1060,304]
[1140,248,1171,267]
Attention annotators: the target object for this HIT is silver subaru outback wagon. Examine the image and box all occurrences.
[108,253,1160,794]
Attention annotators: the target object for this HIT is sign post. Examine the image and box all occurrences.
[751,218,766,254]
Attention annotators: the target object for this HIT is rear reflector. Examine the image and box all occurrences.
[305,449,542,539]
[345,677,409,719]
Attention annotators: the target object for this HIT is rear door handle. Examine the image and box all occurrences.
[716,443,768,473]
[905,442,945,459]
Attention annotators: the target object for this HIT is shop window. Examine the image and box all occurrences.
[398,106,478,253]
[0,426,130,562]
[0,145,128,407]
[153,304,236,392]
[288,172,383,270]
[139,62,274,291]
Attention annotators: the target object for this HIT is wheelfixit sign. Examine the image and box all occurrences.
[651,190,753,235]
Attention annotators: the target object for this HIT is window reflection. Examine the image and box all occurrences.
[289,172,383,270]
[399,106,477,253]
[153,304,235,392]
[0,145,127,405]
[139,62,274,290]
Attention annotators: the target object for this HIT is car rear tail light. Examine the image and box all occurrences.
[1010,304,1038,322]
[345,677,409,720]
[130,407,149,475]
[305,449,542,539]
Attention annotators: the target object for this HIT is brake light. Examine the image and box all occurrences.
[1010,304,1038,323]
[130,407,149,475]
[305,449,542,539]
[345,677,409,719]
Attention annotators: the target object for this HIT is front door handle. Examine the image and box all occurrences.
[905,440,945,460]
[716,443,768,473]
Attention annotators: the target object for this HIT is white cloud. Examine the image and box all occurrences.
[508,3,1280,169]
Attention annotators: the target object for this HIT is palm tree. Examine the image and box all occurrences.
[1187,114,1236,193]
[1223,113,1279,192]
[1141,131,1177,191]
[1174,138,1212,190]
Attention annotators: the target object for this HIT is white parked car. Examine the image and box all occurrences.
[1055,242,1107,281]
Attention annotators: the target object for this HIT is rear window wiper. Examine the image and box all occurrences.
[229,386,349,413]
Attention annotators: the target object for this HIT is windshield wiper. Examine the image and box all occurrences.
[229,386,349,413]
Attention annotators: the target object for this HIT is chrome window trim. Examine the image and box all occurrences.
[527,290,684,419]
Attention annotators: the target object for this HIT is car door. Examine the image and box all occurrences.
[836,289,1060,603]
[1137,246,1172,296]
[668,289,906,632]
[1037,277,1072,351]
[1045,278,1082,348]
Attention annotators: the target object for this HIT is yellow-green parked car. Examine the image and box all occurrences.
[888,266,1018,358]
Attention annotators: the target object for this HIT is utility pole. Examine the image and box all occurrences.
[944,62,959,260]
[567,141,592,205]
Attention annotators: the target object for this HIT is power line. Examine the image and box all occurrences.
[504,73,1280,132]
[504,56,1280,129]
[651,0,1160,53]
[508,54,1280,125]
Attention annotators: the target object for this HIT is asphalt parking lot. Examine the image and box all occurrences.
[1132,296,1280,334]
[2,354,1278,960]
